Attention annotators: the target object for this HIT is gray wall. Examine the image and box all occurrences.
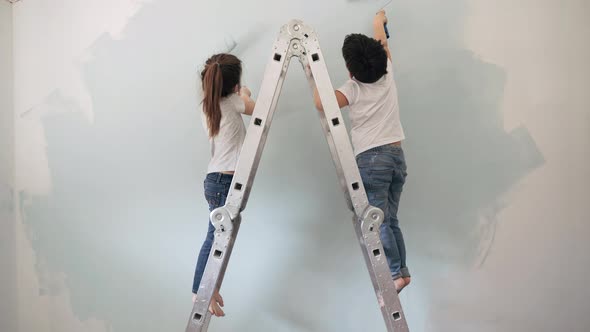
[0,1,16,332]
[9,0,590,332]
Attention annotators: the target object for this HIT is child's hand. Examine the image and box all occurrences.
[374,10,388,25]
[208,290,225,317]
[240,86,252,97]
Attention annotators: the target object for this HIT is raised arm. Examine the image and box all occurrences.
[240,86,256,115]
[373,10,392,60]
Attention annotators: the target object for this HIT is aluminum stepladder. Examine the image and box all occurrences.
[186,20,409,332]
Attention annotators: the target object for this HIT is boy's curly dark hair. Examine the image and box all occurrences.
[342,33,388,83]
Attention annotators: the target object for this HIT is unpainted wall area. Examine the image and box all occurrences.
[0,1,17,331]
[0,1,16,332]
[10,0,590,332]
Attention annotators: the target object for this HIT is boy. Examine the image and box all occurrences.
[313,10,410,292]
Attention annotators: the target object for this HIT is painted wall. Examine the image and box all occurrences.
[0,1,17,332]
[9,0,590,332]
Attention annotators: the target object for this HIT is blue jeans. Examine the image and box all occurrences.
[192,172,233,294]
[357,144,410,279]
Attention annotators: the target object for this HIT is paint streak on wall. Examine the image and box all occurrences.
[426,1,590,331]
[12,1,150,331]
[14,0,151,194]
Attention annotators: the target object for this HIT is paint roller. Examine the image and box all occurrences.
[380,0,392,39]
[349,0,392,39]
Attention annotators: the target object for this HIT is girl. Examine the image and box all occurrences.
[193,53,255,317]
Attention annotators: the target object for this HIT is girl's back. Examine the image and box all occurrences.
[202,93,246,173]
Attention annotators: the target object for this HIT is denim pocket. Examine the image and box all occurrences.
[368,168,393,191]
[204,191,221,210]
[369,154,395,181]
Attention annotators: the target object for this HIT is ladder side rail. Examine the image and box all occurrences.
[225,28,295,215]
[300,32,370,218]
[300,56,353,211]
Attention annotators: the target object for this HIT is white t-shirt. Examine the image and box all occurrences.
[201,93,246,173]
[337,59,405,156]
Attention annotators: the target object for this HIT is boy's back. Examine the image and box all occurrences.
[337,58,405,156]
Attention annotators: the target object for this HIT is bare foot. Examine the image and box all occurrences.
[209,290,225,317]
[396,277,412,294]
[403,277,411,287]
[192,291,225,317]
[394,278,406,292]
